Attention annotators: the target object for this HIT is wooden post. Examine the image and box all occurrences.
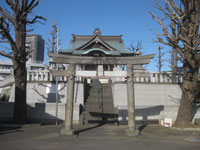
[61,64,76,135]
[126,64,139,136]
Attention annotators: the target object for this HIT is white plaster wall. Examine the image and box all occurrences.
[9,82,84,105]
[112,83,182,107]
[0,102,80,123]
[134,83,182,106]
[2,82,200,123]
[6,82,84,123]
[112,83,200,122]
[112,83,127,107]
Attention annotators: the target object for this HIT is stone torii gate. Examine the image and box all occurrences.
[49,53,155,136]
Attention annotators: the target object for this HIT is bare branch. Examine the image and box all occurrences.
[21,0,28,12]
[178,34,198,51]
[150,9,185,58]
[155,33,171,45]
[11,0,21,17]
[46,21,58,53]
[0,7,15,24]
[6,0,13,6]
[155,45,166,72]
[26,0,37,12]
[19,0,39,21]
[0,16,18,54]
[0,50,13,59]
[128,40,143,55]
[155,1,170,19]
[168,0,184,16]
[0,40,9,43]
[150,11,172,38]
[26,15,46,24]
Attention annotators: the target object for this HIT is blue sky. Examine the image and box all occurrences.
[0,0,175,71]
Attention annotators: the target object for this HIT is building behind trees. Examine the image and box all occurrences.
[26,34,45,64]
[0,34,46,81]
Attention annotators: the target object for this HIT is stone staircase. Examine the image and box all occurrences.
[83,80,118,124]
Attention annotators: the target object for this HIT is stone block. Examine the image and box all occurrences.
[125,129,140,136]
[61,128,75,135]
[194,118,200,125]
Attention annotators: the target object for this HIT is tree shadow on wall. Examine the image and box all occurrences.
[0,102,63,135]
[118,105,164,131]
[32,83,66,103]
[26,103,63,125]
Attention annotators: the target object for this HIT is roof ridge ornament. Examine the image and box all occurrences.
[93,28,101,36]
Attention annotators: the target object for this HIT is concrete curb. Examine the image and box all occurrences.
[0,123,22,128]
[171,127,200,131]
[0,123,42,128]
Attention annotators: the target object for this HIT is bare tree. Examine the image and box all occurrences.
[46,21,58,53]
[155,45,165,82]
[0,0,45,124]
[46,21,61,70]
[168,46,184,83]
[150,0,200,127]
[128,40,143,55]
[155,45,165,73]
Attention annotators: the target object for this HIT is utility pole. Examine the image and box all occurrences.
[55,29,59,125]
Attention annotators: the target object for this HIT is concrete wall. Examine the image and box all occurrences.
[9,82,84,105]
[112,83,200,123]
[0,102,80,123]
[4,82,84,123]
[1,82,200,124]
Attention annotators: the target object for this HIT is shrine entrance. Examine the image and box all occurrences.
[49,53,155,136]
[83,78,118,125]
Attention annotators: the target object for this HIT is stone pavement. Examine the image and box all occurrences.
[0,123,200,150]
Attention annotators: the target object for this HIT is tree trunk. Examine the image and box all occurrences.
[174,81,193,127]
[174,54,195,127]
[12,24,27,124]
[171,48,175,83]
[12,59,27,124]
[174,0,199,127]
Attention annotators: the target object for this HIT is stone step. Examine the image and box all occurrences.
[83,111,118,125]
[84,82,117,124]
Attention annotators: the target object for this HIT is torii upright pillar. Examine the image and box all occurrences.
[126,64,139,136]
[61,64,76,135]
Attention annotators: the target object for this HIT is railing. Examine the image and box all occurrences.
[0,70,183,87]
[26,70,184,83]
[0,69,13,73]
[27,70,69,82]
[135,72,183,83]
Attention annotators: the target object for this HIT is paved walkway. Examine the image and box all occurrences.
[0,123,200,150]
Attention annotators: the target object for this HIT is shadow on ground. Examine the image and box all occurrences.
[74,122,149,137]
[0,125,23,135]
[75,123,105,136]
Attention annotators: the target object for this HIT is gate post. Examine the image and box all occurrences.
[126,64,139,136]
[61,64,76,135]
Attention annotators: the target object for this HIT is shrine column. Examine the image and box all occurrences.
[126,64,139,136]
[61,64,76,135]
